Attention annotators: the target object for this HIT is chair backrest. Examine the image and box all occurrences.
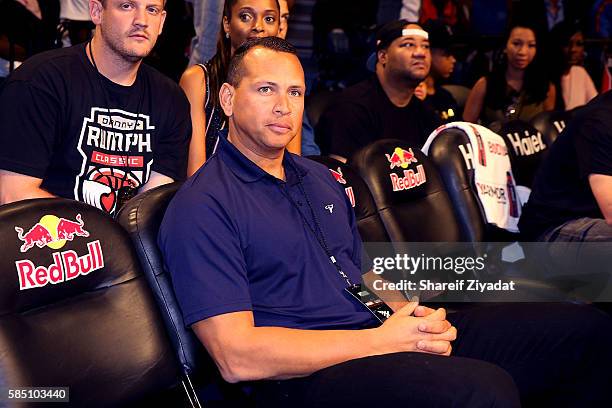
[0,198,179,407]
[441,84,471,110]
[490,119,549,188]
[529,109,574,145]
[307,156,390,243]
[116,183,214,380]
[305,89,340,130]
[351,139,462,242]
[426,128,488,242]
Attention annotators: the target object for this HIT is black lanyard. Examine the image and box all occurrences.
[88,41,142,210]
[278,159,394,324]
[278,161,353,287]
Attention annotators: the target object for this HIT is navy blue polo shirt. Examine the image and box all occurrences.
[159,136,379,330]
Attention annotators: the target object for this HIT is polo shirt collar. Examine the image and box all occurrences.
[218,134,308,185]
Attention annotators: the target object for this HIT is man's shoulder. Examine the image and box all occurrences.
[322,78,377,120]
[291,154,343,191]
[140,63,186,98]
[6,45,85,87]
[340,77,379,104]
[569,92,612,134]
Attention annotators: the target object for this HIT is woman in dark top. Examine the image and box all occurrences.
[464,22,555,126]
[180,0,284,175]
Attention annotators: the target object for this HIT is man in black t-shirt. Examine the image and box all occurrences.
[519,91,612,242]
[316,19,442,161]
[0,0,191,216]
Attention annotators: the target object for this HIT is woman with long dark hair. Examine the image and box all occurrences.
[180,0,283,175]
[464,22,556,125]
[549,21,598,111]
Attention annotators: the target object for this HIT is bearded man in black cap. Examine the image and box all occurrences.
[316,20,441,162]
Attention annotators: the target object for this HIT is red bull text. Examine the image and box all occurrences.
[390,164,427,192]
[16,240,104,290]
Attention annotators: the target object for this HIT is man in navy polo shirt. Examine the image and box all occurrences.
[159,37,612,407]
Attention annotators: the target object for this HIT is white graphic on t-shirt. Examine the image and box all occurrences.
[75,108,155,214]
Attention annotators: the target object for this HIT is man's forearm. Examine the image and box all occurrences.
[0,184,55,205]
[200,323,381,383]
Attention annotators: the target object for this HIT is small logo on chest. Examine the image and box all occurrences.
[325,204,334,214]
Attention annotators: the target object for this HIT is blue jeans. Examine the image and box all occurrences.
[188,0,224,66]
[542,217,612,242]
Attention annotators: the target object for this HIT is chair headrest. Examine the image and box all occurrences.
[492,119,549,187]
[351,139,446,208]
[530,109,573,145]
[0,198,142,314]
[306,156,376,219]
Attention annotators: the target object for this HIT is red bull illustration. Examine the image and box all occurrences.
[329,167,347,184]
[15,214,90,253]
[14,224,54,253]
[385,147,418,170]
[56,214,89,241]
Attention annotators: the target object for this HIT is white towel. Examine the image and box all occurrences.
[422,122,523,233]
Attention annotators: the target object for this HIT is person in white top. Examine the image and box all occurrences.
[549,21,598,110]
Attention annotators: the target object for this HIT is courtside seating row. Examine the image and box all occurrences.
[0,110,574,406]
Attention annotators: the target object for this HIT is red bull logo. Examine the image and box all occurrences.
[16,240,104,291]
[15,214,90,253]
[329,167,347,184]
[385,147,418,170]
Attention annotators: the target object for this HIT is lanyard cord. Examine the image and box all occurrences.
[279,160,354,287]
[88,41,143,202]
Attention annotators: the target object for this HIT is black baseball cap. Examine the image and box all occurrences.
[423,19,456,52]
[366,19,429,71]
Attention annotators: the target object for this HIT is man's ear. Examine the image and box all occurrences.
[90,0,103,25]
[377,49,387,66]
[158,10,167,35]
[219,83,235,117]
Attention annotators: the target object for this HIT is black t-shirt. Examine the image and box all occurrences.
[422,85,461,123]
[518,91,612,240]
[0,44,191,215]
[316,76,442,159]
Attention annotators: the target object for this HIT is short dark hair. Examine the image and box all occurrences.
[226,37,297,87]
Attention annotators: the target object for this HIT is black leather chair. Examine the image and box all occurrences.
[0,198,181,406]
[351,139,462,242]
[490,119,549,189]
[426,128,488,242]
[530,109,575,145]
[307,156,390,243]
[117,183,248,407]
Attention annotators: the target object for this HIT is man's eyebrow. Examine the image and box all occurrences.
[253,81,279,87]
